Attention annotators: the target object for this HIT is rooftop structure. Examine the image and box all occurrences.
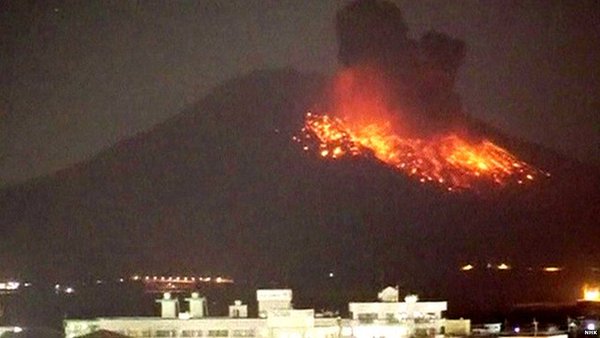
[256,289,293,318]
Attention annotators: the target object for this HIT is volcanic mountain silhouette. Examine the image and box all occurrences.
[0,68,598,317]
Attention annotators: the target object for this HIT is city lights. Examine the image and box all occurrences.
[0,281,20,291]
[583,285,600,302]
[542,266,562,272]
[460,264,474,271]
[497,263,511,270]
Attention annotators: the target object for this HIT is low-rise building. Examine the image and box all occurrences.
[65,288,451,338]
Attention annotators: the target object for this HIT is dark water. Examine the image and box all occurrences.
[0,271,598,333]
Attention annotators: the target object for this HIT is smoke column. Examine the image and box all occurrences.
[335,0,468,136]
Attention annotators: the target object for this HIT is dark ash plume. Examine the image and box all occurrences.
[336,0,468,135]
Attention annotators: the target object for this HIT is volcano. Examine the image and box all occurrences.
[1,0,599,318]
[0,68,598,316]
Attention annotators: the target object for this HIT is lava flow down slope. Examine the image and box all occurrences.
[296,66,549,191]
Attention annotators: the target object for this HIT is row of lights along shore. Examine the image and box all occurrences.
[132,275,234,284]
[460,263,574,272]
[1,275,234,294]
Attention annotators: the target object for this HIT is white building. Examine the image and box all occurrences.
[65,288,451,338]
[348,294,447,338]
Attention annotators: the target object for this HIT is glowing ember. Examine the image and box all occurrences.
[297,112,547,190]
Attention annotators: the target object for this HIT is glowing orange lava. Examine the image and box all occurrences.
[296,113,549,190]
[294,66,548,191]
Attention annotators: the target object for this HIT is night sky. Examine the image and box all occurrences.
[1,0,598,186]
